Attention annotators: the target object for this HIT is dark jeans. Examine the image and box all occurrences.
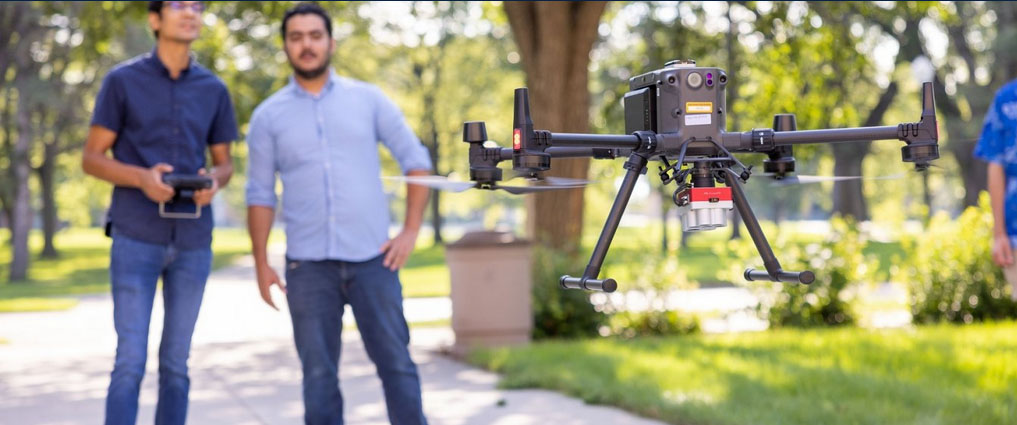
[285,255,427,425]
[104,230,212,425]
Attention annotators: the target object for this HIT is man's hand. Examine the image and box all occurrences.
[993,234,1014,267]
[192,168,219,207]
[380,227,419,271]
[255,262,286,310]
[141,163,175,203]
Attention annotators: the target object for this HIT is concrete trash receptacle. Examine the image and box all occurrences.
[446,230,532,356]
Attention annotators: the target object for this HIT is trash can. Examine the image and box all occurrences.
[446,230,532,356]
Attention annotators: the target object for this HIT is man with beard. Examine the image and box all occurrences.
[244,3,431,424]
[82,1,236,424]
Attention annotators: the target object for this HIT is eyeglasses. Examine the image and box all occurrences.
[165,1,205,13]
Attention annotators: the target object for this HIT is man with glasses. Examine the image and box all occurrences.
[82,1,236,424]
[246,3,430,424]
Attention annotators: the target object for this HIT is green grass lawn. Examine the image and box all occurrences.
[471,321,1017,425]
[0,227,453,311]
[400,243,452,298]
[0,228,257,312]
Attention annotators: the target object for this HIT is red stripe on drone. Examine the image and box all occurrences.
[689,187,732,202]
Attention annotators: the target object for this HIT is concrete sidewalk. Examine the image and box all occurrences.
[0,253,667,425]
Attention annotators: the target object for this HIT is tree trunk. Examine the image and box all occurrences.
[830,143,870,220]
[1,89,12,239]
[831,81,898,220]
[38,141,58,258]
[10,86,33,282]
[950,139,985,208]
[504,1,607,252]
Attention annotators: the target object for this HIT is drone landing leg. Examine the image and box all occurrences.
[560,153,649,293]
[724,169,815,284]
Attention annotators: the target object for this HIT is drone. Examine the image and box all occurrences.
[400,59,939,293]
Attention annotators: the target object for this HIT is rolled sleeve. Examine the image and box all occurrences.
[245,112,278,209]
[373,88,433,174]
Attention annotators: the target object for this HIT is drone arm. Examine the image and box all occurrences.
[549,132,642,149]
[506,147,628,159]
[725,168,815,285]
[723,124,911,149]
[722,82,939,167]
[560,153,650,293]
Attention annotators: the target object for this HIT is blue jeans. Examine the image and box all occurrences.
[105,230,212,425]
[285,255,427,425]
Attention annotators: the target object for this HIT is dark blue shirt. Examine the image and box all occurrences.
[91,49,237,249]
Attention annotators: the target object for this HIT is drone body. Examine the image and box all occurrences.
[413,59,942,292]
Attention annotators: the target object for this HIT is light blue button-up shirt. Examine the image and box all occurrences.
[245,70,432,262]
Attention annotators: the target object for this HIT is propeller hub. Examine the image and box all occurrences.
[469,166,502,184]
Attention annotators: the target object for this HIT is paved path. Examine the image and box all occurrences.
[0,253,668,425]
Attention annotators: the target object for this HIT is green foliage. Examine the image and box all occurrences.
[900,192,1017,324]
[607,310,699,338]
[531,246,607,340]
[722,216,876,328]
[471,321,1017,425]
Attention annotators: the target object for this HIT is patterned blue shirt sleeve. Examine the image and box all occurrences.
[974,90,1010,165]
[245,110,278,209]
[373,88,433,173]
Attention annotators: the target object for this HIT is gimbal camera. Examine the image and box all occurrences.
[425,59,939,293]
[159,174,214,219]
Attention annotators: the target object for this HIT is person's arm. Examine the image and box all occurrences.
[975,93,1013,268]
[373,87,433,271]
[81,125,175,203]
[380,168,430,271]
[248,204,284,309]
[192,143,233,206]
[245,112,285,309]
[988,162,1013,267]
[194,85,239,206]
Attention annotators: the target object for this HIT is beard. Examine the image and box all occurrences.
[291,53,330,79]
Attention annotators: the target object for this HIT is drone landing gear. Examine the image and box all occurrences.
[724,169,815,285]
[561,158,814,293]
[560,153,649,293]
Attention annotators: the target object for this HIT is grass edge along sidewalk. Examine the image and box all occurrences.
[0,227,451,312]
[470,321,1017,425]
[0,228,267,312]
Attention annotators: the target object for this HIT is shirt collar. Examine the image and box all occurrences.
[289,68,340,98]
[145,47,197,79]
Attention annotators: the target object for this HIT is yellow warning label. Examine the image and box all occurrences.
[686,102,713,114]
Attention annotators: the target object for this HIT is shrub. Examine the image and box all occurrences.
[898,192,1017,324]
[607,310,700,338]
[599,244,700,337]
[531,246,608,339]
[721,216,876,328]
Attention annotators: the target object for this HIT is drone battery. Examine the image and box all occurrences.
[676,187,733,232]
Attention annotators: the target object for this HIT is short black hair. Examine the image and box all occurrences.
[282,2,332,41]
[148,1,163,39]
